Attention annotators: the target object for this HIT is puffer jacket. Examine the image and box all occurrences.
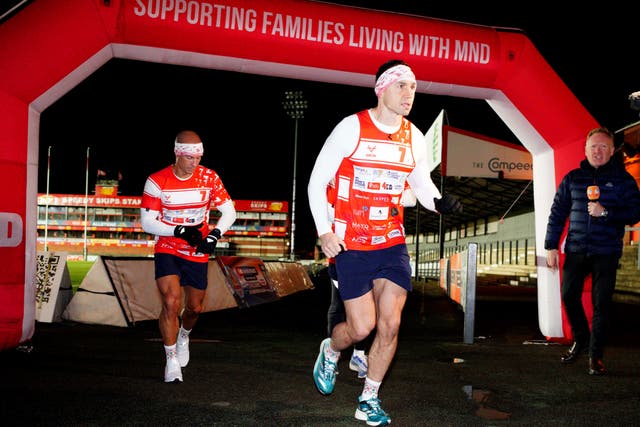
[544,157,640,258]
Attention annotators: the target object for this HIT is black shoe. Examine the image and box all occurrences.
[561,341,585,364]
[588,358,605,376]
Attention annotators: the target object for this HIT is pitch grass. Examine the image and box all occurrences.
[67,260,94,293]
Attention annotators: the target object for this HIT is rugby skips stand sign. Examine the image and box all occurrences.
[0,0,597,351]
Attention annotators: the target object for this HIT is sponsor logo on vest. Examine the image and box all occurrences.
[371,235,387,245]
[387,229,402,239]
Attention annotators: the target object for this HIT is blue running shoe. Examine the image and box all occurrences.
[355,396,391,426]
[313,338,338,395]
[349,352,368,379]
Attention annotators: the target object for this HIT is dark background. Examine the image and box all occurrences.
[22,2,637,256]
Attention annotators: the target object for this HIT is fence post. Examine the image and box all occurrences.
[463,242,478,344]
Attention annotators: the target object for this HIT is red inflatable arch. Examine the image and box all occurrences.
[0,0,597,351]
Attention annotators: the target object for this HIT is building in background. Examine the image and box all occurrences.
[37,180,290,260]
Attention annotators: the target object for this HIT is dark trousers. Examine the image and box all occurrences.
[561,253,619,359]
[327,283,346,337]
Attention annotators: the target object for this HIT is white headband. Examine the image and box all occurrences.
[174,141,204,156]
[374,64,416,96]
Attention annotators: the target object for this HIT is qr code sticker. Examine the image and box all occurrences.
[35,254,61,308]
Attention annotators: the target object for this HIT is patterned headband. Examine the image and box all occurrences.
[174,141,204,156]
[374,64,416,97]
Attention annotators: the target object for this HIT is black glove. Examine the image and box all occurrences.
[173,224,204,247]
[196,228,221,254]
[434,194,463,214]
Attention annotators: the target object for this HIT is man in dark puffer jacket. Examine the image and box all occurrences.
[545,127,640,376]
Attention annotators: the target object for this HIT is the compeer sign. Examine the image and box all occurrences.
[443,126,533,180]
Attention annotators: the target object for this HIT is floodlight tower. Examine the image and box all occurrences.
[282,90,308,261]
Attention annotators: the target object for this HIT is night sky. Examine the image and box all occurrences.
[35,2,638,255]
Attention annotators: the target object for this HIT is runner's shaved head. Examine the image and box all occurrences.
[176,130,201,144]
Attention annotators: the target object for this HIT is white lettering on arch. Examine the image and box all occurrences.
[0,212,23,247]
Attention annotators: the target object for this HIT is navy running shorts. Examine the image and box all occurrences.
[154,253,208,290]
[335,244,412,300]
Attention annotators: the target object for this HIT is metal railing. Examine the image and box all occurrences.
[411,237,535,279]
[412,229,640,279]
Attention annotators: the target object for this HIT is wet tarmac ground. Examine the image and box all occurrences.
[2,274,640,426]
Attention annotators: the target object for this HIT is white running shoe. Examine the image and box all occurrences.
[164,356,183,383]
[349,353,368,379]
[177,335,190,368]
